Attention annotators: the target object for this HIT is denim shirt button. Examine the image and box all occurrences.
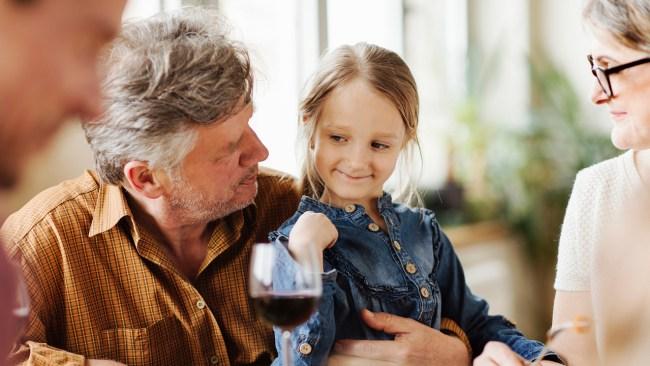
[367,223,380,232]
[298,342,313,355]
[344,204,356,213]
[420,287,430,298]
[392,240,401,251]
[405,263,417,274]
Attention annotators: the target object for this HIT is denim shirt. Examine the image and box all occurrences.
[269,194,554,365]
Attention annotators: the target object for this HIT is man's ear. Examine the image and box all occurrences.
[123,161,165,199]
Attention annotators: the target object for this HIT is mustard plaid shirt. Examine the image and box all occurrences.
[1,168,301,366]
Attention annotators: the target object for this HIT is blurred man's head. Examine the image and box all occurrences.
[0,0,127,188]
[0,0,126,358]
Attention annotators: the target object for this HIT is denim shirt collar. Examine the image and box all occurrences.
[297,192,395,219]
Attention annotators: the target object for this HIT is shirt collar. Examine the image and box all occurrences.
[298,192,394,217]
[88,178,140,243]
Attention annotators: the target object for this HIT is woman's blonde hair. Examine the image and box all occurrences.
[583,0,650,52]
[298,42,421,204]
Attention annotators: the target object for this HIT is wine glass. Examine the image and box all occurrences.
[249,242,322,365]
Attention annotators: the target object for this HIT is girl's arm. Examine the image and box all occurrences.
[270,212,342,365]
[270,243,345,366]
[433,223,563,363]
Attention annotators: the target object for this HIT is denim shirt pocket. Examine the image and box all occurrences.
[325,249,416,339]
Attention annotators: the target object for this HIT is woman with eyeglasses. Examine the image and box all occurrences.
[474,0,650,365]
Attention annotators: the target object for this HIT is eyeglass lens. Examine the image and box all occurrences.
[594,68,611,96]
[589,55,612,97]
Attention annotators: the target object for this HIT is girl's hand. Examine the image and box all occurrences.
[288,211,338,271]
[473,342,525,365]
[473,342,563,366]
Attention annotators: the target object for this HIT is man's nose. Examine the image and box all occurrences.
[240,126,269,167]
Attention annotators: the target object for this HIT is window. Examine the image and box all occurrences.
[122,0,454,185]
[123,0,183,20]
[218,0,406,176]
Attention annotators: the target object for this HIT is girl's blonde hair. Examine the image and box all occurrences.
[298,42,421,204]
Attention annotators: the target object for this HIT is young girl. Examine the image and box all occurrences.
[269,43,560,365]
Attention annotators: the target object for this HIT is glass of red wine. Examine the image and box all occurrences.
[249,242,321,365]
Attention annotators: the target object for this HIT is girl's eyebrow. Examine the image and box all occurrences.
[322,123,401,141]
[374,132,400,140]
[322,120,345,127]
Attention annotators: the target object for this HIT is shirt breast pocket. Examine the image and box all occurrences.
[100,316,188,365]
[331,252,415,315]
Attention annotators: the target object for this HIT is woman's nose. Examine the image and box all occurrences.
[591,80,610,105]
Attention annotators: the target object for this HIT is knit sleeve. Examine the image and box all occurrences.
[554,169,598,291]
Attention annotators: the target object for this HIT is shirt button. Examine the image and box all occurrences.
[344,204,356,213]
[392,240,402,251]
[405,262,417,274]
[367,223,380,232]
[210,355,219,364]
[196,299,206,309]
[420,287,430,298]
[298,342,313,355]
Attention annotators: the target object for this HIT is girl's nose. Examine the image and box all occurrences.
[346,144,369,168]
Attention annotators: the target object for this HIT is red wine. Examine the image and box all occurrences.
[252,292,320,328]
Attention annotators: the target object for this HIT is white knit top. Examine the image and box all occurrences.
[554,150,642,291]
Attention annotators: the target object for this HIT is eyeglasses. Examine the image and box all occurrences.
[588,54,650,97]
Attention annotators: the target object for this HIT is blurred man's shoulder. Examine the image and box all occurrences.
[1,171,100,244]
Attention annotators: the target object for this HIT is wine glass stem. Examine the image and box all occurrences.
[281,329,293,365]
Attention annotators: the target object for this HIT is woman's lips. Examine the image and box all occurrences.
[610,111,627,121]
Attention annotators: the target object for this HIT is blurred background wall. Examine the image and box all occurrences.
[2,0,618,339]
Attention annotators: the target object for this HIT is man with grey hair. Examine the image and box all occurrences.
[0,0,126,363]
[1,9,300,365]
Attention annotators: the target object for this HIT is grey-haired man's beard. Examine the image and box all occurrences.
[168,178,258,224]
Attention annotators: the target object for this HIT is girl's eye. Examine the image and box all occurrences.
[372,142,390,150]
[330,134,346,142]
